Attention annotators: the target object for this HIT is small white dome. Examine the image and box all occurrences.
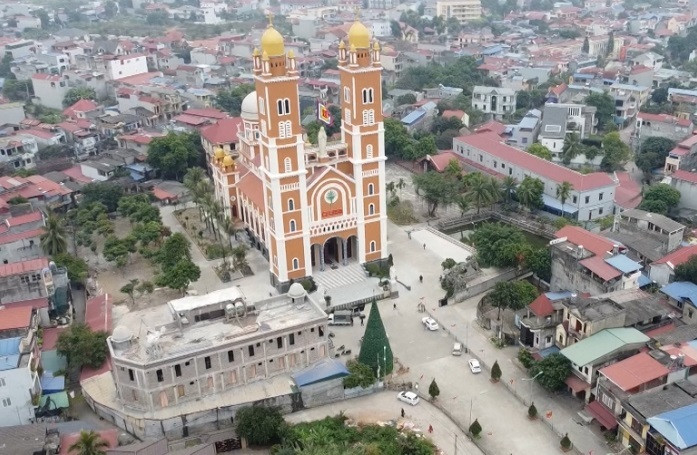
[241,91,258,121]
[111,325,133,343]
[288,283,306,299]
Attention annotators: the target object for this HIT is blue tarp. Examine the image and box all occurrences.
[539,346,560,358]
[605,255,642,274]
[40,372,65,394]
[542,194,578,214]
[0,337,21,371]
[661,282,697,306]
[292,358,349,387]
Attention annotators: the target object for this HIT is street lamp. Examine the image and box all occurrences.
[522,371,543,405]
[469,390,488,427]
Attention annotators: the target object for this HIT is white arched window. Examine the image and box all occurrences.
[368,183,374,195]
[366,145,374,159]
[289,219,296,232]
[277,99,283,115]
[344,87,350,102]
[284,157,292,172]
[284,99,290,114]
[292,258,299,270]
[370,241,376,252]
[288,198,295,211]
[368,203,375,215]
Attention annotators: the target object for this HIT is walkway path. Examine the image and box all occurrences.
[287,391,480,455]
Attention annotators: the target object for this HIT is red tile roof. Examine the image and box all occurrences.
[184,108,228,120]
[5,211,42,227]
[201,117,243,144]
[424,151,463,172]
[173,113,211,126]
[599,352,669,391]
[41,326,66,351]
[31,73,61,82]
[0,305,33,331]
[0,228,44,245]
[638,112,692,128]
[474,121,507,136]
[643,322,676,339]
[85,294,111,333]
[661,343,697,367]
[21,128,59,140]
[0,257,48,278]
[672,169,697,185]
[579,255,622,281]
[62,99,99,118]
[456,132,615,190]
[152,187,177,201]
[653,244,697,266]
[528,294,554,317]
[442,109,466,119]
[62,166,94,184]
[5,297,48,310]
[614,171,642,209]
[237,167,264,209]
[555,225,615,256]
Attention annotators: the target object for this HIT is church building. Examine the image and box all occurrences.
[205,18,388,289]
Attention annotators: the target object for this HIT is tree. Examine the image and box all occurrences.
[215,84,255,116]
[41,214,67,256]
[466,173,496,214]
[358,300,394,377]
[63,87,97,107]
[396,93,417,105]
[516,176,544,210]
[675,256,697,284]
[489,280,538,320]
[2,79,32,101]
[491,360,502,382]
[103,235,136,268]
[501,176,517,206]
[529,353,572,391]
[527,143,552,160]
[518,349,536,369]
[469,419,482,437]
[56,323,108,370]
[562,133,581,164]
[104,0,119,17]
[390,20,402,38]
[441,258,457,269]
[412,171,462,217]
[343,359,376,388]
[384,117,415,158]
[455,194,469,217]
[232,245,249,272]
[0,54,14,79]
[411,134,437,160]
[120,279,139,307]
[147,133,203,180]
[38,144,73,160]
[582,36,589,54]
[155,258,201,294]
[235,406,286,446]
[528,403,538,419]
[637,137,676,178]
[639,183,681,215]
[81,182,124,212]
[155,233,191,270]
[68,430,109,455]
[470,223,528,267]
[601,131,630,171]
[556,181,573,218]
[428,378,440,400]
[53,252,88,283]
[606,31,615,56]
[146,10,169,25]
[528,248,551,282]
[585,92,615,131]
[560,434,572,450]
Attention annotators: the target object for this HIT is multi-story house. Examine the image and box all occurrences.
[664,135,697,174]
[635,112,692,147]
[610,83,650,126]
[107,285,329,413]
[620,65,654,88]
[518,291,570,352]
[435,0,482,22]
[0,306,42,427]
[649,245,697,286]
[1,40,36,59]
[550,226,643,295]
[607,208,685,263]
[0,210,45,265]
[30,73,70,110]
[0,135,38,170]
[668,88,697,120]
[667,169,697,212]
[0,258,52,306]
[506,109,541,148]
[471,86,517,119]
[452,133,617,220]
[539,103,598,163]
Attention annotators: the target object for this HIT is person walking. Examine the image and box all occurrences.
[393,302,397,310]
[360,317,364,326]
[401,408,405,418]
[428,424,433,434]
[423,243,426,250]
[419,275,423,283]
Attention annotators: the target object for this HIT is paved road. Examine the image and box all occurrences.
[287,392,479,455]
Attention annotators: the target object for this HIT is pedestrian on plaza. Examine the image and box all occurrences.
[360,317,364,326]
[401,408,405,418]
[423,243,426,250]
[419,275,423,283]
[393,302,397,310]
[428,424,433,434]
[408,231,411,239]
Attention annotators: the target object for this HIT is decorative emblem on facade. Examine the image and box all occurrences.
[324,189,338,204]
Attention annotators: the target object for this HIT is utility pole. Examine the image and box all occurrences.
[454,434,458,455]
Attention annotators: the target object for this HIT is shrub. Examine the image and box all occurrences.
[343,359,376,389]
[469,419,482,437]
[235,406,287,446]
[428,379,440,400]
[528,403,538,419]
[491,360,502,382]
[441,258,457,270]
[205,243,229,260]
[518,349,535,369]
[560,434,571,449]
[300,278,317,293]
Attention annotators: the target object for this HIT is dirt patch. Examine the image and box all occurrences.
[173,207,238,260]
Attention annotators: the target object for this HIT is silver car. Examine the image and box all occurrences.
[468,359,482,374]
[397,391,420,406]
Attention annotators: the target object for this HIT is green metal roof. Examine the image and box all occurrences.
[560,328,649,366]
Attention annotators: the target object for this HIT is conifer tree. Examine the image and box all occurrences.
[358,299,394,377]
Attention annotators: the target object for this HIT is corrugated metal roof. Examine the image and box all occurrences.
[605,254,642,274]
[661,282,697,306]
[292,358,349,387]
[560,328,649,366]
[648,402,697,449]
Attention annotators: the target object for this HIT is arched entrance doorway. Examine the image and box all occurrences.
[310,236,359,271]
[323,237,343,269]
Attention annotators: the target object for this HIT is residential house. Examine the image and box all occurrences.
[664,135,697,174]
[538,103,597,162]
[609,83,650,126]
[1,40,36,59]
[660,282,697,323]
[550,226,642,295]
[506,109,541,148]
[30,74,70,110]
[646,403,697,454]
[98,54,149,82]
[436,0,482,22]
[200,117,243,172]
[649,245,697,286]
[668,88,697,120]
[80,158,123,181]
[607,208,685,263]
[117,131,164,156]
[0,210,44,264]
[0,135,38,171]
[472,86,517,119]
[453,133,617,220]
[0,175,74,211]
[667,169,697,214]
[631,52,664,70]
[97,114,142,137]
[620,65,654,88]
[62,99,102,121]
[0,306,42,427]
[0,102,25,126]
[56,119,100,158]
[0,258,52,307]
[518,291,571,351]
[635,112,692,146]
[560,327,650,401]
[19,129,66,149]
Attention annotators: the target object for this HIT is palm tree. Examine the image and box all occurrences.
[221,216,236,249]
[562,133,581,165]
[501,176,517,206]
[68,430,109,455]
[455,194,469,217]
[486,177,501,209]
[184,167,206,219]
[41,214,67,256]
[466,173,495,214]
[556,181,574,218]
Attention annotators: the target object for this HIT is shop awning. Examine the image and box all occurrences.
[542,194,579,214]
[565,374,590,393]
[586,400,618,430]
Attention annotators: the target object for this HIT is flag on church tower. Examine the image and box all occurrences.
[317,101,333,125]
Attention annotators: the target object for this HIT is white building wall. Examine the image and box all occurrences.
[106,56,148,81]
[0,365,39,427]
[31,79,70,110]
[671,178,697,211]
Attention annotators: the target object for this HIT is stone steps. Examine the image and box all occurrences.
[313,262,366,290]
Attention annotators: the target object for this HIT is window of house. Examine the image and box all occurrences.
[156,369,164,382]
[284,99,290,114]
[204,356,212,369]
[258,98,265,114]
[174,364,181,377]
[288,198,295,211]
[248,345,255,357]
[370,241,376,252]
[277,337,283,349]
[289,333,295,345]
[284,157,292,172]
[599,192,604,200]
[368,183,374,195]
[362,110,369,125]
[345,108,351,121]
[362,88,374,103]
[572,196,578,203]
[292,258,299,269]
[289,220,296,232]
[369,204,375,215]
[228,350,235,362]
[585,196,590,204]
[2,398,11,407]
[279,121,287,138]
[599,208,603,215]
[128,369,134,381]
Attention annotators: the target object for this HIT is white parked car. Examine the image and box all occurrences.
[468,359,482,374]
[397,391,420,406]
[422,317,439,331]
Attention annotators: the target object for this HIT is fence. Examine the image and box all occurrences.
[452,268,531,303]
[424,310,582,455]
[438,210,557,239]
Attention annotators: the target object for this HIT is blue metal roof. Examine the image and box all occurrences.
[545,291,574,301]
[542,194,578,214]
[539,346,560,358]
[573,73,594,80]
[605,255,642,274]
[660,282,697,306]
[648,402,697,449]
[482,45,503,56]
[638,274,653,287]
[292,358,349,387]
[0,337,21,371]
[40,372,65,394]
[401,109,426,126]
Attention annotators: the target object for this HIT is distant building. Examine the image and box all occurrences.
[436,0,482,22]
[635,112,692,145]
[471,86,517,119]
[506,109,541,148]
[607,208,685,263]
[30,74,70,111]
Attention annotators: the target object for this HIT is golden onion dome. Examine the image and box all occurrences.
[222,155,234,167]
[261,25,285,57]
[214,147,225,160]
[348,20,371,49]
